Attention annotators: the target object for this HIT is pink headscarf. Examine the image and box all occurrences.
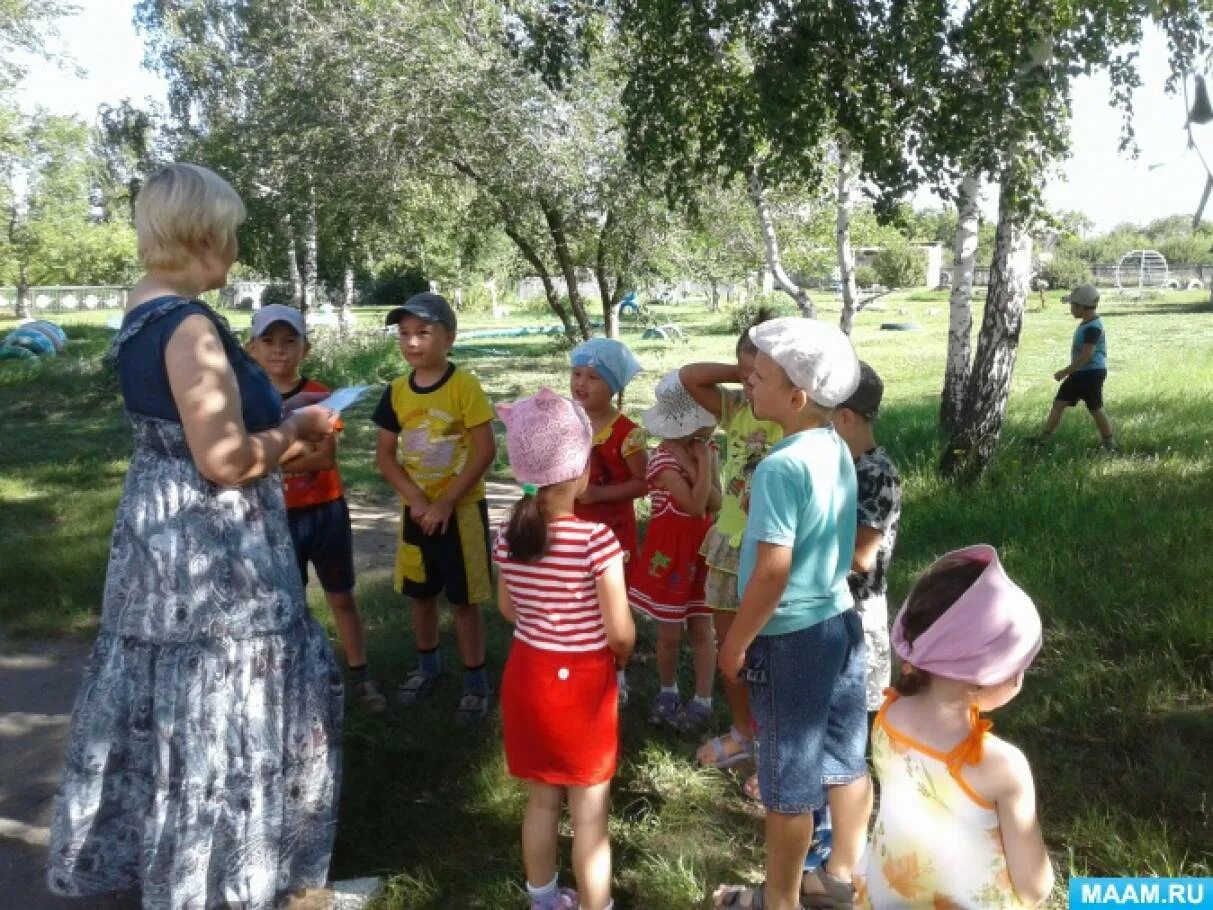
[891,544,1042,686]
[495,388,593,488]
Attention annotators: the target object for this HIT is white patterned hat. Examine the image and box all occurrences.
[642,370,717,439]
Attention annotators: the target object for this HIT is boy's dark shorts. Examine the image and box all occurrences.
[396,498,492,605]
[288,497,356,594]
[1056,368,1106,411]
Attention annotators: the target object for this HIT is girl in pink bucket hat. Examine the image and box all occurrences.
[858,545,1054,910]
[493,388,636,910]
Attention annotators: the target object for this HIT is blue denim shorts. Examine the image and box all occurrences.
[745,609,869,814]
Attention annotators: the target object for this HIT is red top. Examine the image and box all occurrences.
[574,413,644,567]
[493,516,623,653]
[282,378,345,510]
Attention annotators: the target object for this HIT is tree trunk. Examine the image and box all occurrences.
[940,175,981,432]
[501,222,578,343]
[708,278,720,313]
[300,195,319,315]
[836,142,859,335]
[543,203,592,339]
[285,214,303,307]
[15,261,30,319]
[594,210,620,339]
[747,164,815,318]
[939,174,1033,481]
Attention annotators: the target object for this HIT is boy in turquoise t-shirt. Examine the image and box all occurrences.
[714,318,870,910]
[1032,283,1117,452]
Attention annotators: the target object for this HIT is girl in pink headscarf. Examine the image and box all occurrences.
[493,388,636,910]
[859,545,1054,910]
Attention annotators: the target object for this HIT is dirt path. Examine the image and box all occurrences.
[0,482,522,909]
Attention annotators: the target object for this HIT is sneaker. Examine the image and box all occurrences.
[530,886,578,910]
[1026,434,1052,449]
[396,670,440,705]
[353,680,388,713]
[648,691,682,726]
[457,691,493,722]
[1100,437,1119,454]
[673,699,713,734]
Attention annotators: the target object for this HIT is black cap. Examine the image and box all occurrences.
[385,292,457,332]
[840,361,884,420]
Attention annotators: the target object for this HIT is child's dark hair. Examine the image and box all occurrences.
[736,305,779,357]
[504,489,547,562]
[894,556,987,695]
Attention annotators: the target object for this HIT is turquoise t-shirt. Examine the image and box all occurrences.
[1071,316,1107,371]
[738,426,857,637]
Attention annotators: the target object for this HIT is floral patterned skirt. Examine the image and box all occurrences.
[47,416,343,910]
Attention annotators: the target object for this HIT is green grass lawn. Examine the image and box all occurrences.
[1,289,1211,907]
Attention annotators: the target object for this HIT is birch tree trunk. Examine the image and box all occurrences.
[285,214,303,307]
[594,211,620,339]
[940,172,1033,480]
[939,175,981,432]
[16,261,30,319]
[300,194,319,315]
[836,142,860,335]
[747,165,815,318]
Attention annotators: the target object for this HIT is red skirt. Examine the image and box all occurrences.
[500,639,619,786]
[628,512,714,622]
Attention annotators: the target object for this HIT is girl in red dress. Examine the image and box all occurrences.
[627,370,722,733]
[494,388,636,910]
[569,338,647,583]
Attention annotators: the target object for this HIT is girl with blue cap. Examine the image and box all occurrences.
[569,338,646,703]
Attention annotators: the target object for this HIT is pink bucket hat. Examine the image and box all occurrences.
[891,544,1043,686]
[495,388,593,488]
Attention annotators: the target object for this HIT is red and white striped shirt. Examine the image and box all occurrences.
[646,444,696,520]
[493,516,623,653]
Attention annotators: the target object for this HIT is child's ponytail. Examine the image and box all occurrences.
[504,486,547,562]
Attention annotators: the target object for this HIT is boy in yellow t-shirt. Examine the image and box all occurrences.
[372,293,498,720]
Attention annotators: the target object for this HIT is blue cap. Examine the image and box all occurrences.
[569,337,643,393]
[385,292,457,332]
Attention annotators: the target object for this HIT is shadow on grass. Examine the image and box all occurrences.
[1100,301,1213,318]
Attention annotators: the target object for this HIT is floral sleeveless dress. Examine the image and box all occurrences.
[47,297,344,910]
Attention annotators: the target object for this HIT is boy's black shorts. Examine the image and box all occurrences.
[288,497,356,593]
[397,498,492,605]
[1056,368,1106,411]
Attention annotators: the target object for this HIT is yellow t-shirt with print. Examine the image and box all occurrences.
[715,387,783,544]
[371,364,495,506]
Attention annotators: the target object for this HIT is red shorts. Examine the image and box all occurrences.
[500,639,619,786]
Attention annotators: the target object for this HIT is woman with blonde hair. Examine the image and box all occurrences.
[48,163,344,909]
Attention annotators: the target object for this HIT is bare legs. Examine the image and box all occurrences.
[523,781,612,910]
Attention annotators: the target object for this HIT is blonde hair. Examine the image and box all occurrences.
[135,164,246,270]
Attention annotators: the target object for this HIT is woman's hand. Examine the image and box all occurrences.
[288,405,338,443]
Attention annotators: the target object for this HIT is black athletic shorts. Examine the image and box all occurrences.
[287,497,356,593]
[1056,369,1106,411]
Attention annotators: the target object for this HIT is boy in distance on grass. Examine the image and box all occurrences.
[247,303,387,711]
[1031,283,1118,453]
[714,317,871,910]
[372,292,498,720]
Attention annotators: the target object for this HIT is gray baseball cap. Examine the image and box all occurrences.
[840,361,884,420]
[1063,284,1100,308]
[250,304,306,339]
[385,292,457,332]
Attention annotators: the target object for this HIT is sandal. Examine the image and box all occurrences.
[801,870,855,910]
[396,670,440,705]
[697,727,754,768]
[743,772,762,804]
[713,882,772,909]
[457,691,493,722]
